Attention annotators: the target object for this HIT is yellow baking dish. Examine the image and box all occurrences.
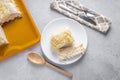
[0,0,40,60]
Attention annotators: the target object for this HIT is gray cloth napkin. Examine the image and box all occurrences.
[50,0,112,33]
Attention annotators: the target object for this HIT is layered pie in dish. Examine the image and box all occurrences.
[0,26,8,46]
[0,0,22,25]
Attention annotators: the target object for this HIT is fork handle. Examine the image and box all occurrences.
[45,62,73,78]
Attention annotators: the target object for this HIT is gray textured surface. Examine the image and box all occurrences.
[0,0,120,80]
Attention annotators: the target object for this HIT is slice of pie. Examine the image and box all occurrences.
[51,27,74,50]
[58,43,85,60]
[0,26,9,47]
[0,0,22,25]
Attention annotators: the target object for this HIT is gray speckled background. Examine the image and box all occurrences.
[0,0,120,80]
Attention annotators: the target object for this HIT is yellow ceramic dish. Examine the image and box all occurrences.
[0,0,40,60]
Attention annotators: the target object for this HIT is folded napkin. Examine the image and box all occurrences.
[51,0,112,33]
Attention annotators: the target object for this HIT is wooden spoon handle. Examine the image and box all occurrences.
[46,62,73,78]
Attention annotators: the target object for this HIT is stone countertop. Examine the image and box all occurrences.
[0,0,120,80]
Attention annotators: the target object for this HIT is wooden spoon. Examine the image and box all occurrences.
[27,52,73,78]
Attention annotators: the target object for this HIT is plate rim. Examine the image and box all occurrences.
[41,17,88,65]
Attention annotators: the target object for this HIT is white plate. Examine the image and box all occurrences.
[41,18,87,65]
